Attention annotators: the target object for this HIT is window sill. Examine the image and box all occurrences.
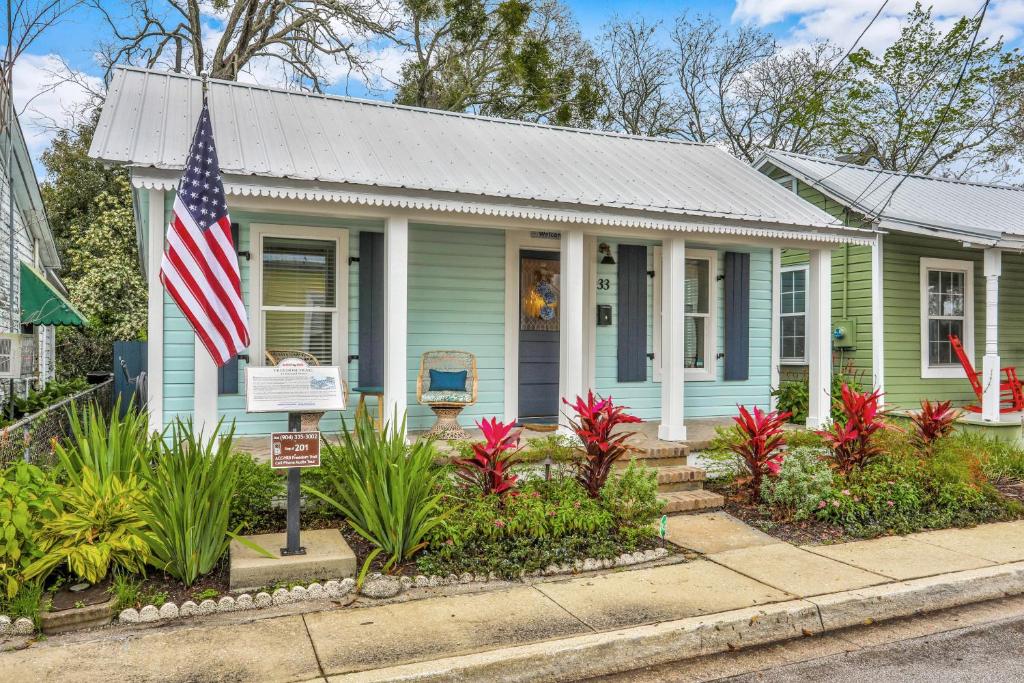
[921,366,967,380]
[780,359,808,366]
[684,369,716,382]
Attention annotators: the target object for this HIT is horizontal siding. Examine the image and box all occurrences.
[776,178,874,389]
[594,242,775,417]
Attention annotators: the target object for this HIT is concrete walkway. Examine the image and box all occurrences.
[7,516,1024,682]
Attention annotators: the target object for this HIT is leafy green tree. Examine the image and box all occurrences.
[394,0,603,126]
[41,115,146,378]
[835,2,1024,179]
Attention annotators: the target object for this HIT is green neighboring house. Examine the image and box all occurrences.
[756,150,1024,425]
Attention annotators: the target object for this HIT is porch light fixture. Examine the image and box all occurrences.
[599,242,615,265]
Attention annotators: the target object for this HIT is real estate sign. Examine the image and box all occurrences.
[244,365,346,413]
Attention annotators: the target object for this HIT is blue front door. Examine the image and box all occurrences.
[518,250,560,423]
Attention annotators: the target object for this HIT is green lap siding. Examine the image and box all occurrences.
[770,168,875,389]
[761,161,1024,412]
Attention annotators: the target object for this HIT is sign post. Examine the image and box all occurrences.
[245,361,344,558]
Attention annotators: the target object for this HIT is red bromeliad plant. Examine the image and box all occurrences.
[729,405,791,500]
[563,392,642,498]
[817,384,887,475]
[909,399,961,453]
[453,418,522,497]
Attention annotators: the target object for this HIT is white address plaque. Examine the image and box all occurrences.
[245,365,346,413]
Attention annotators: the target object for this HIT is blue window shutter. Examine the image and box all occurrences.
[617,244,647,382]
[217,222,241,395]
[358,232,385,387]
[723,251,750,381]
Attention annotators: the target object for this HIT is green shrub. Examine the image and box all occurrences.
[785,429,824,450]
[304,412,447,576]
[141,419,246,586]
[771,381,809,424]
[954,431,1024,482]
[521,433,583,463]
[759,447,834,520]
[418,467,663,579]
[24,468,151,584]
[600,461,662,531]
[54,401,155,487]
[230,453,285,532]
[0,462,59,599]
[1,378,89,423]
[814,448,1016,537]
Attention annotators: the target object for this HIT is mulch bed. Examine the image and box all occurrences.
[132,561,231,608]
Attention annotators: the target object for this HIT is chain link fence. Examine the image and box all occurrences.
[0,379,115,469]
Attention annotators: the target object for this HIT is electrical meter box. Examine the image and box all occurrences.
[832,319,857,350]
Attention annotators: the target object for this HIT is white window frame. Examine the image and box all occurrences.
[0,333,22,378]
[919,257,973,379]
[249,224,349,369]
[779,264,809,364]
[652,247,717,382]
[774,174,798,193]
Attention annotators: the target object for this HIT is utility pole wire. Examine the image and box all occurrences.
[862,0,992,222]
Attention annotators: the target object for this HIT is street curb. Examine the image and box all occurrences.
[331,561,1024,682]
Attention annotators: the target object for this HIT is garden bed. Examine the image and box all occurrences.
[2,394,668,636]
[700,392,1024,546]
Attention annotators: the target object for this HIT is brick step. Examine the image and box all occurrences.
[655,465,706,493]
[661,489,725,514]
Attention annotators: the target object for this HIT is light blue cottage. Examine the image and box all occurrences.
[90,68,869,440]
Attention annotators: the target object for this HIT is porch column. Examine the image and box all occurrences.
[658,237,687,442]
[383,216,409,429]
[558,229,586,428]
[982,248,1002,422]
[871,235,885,404]
[807,247,832,429]
[146,189,165,434]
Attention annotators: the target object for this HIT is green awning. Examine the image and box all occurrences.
[20,262,87,327]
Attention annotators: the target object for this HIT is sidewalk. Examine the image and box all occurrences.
[6,514,1024,682]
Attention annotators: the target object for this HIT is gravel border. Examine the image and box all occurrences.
[0,547,671,633]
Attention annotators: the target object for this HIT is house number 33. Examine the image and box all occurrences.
[597,278,610,291]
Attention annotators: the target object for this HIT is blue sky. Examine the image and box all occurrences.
[13,0,1024,174]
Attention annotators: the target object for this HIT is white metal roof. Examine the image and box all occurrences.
[90,68,851,234]
[759,149,1024,246]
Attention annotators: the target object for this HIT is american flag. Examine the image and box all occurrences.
[160,99,250,367]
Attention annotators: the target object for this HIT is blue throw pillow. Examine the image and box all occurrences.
[430,369,467,392]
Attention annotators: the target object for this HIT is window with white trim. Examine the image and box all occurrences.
[258,233,344,366]
[779,265,808,363]
[652,248,717,382]
[684,256,712,372]
[920,257,973,379]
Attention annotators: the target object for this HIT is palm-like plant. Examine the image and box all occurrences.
[909,399,961,453]
[303,411,447,578]
[140,418,249,586]
[563,392,642,498]
[453,418,522,497]
[54,399,156,487]
[817,384,888,474]
[729,405,791,500]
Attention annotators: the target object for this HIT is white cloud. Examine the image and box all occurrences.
[12,53,104,168]
[733,0,1024,52]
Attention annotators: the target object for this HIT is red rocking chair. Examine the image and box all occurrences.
[948,334,1024,413]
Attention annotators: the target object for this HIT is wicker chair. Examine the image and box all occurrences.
[416,350,478,439]
[264,348,348,430]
